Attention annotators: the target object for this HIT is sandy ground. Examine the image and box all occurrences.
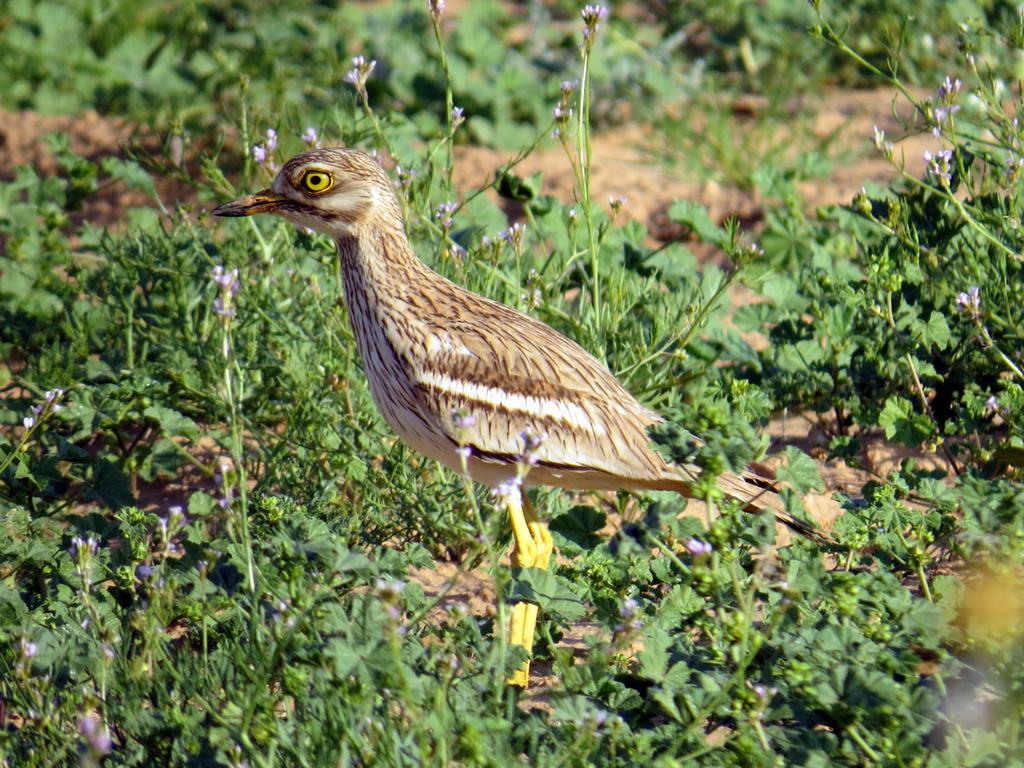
[2,87,954,688]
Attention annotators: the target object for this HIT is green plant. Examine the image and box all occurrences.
[1,1,1022,765]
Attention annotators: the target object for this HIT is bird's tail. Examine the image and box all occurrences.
[645,464,829,544]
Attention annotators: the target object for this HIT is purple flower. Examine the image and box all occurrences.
[924,148,954,187]
[519,428,546,466]
[588,709,609,728]
[930,105,961,138]
[395,165,417,190]
[955,285,981,317]
[1003,153,1024,183]
[265,128,278,152]
[938,75,963,103]
[871,125,895,157]
[345,56,377,92]
[79,713,112,756]
[435,201,458,228]
[581,4,609,43]
[685,538,713,557]
[493,477,523,501]
[23,416,34,429]
[451,409,476,430]
[19,638,37,659]
[450,106,465,128]
[427,0,445,19]
[252,144,267,164]
[498,222,526,246]
[554,80,577,127]
[619,597,639,620]
[212,265,240,293]
[69,535,99,560]
[745,242,765,260]
[375,579,406,600]
[212,265,240,317]
[302,126,319,146]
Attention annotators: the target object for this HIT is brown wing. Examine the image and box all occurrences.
[404,283,675,484]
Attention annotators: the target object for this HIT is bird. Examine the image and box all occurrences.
[213,147,821,688]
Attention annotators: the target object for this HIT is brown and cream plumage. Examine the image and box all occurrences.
[213,147,818,687]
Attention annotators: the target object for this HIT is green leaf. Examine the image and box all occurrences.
[878,396,934,447]
[325,638,363,679]
[101,157,156,198]
[496,170,542,201]
[56,438,91,463]
[511,568,586,621]
[775,446,824,494]
[551,695,608,725]
[910,310,950,350]
[143,405,199,441]
[649,688,685,723]
[88,458,134,509]
[667,200,723,246]
[637,624,671,679]
[549,505,605,550]
[662,585,705,618]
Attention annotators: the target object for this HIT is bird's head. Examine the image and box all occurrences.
[213,147,399,238]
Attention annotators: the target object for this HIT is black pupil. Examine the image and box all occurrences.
[308,174,322,187]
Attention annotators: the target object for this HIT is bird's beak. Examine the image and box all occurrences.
[212,189,286,217]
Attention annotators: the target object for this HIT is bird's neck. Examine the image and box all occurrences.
[333,220,444,366]
[334,219,435,303]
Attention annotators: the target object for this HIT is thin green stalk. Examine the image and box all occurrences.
[224,358,256,595]
[576,47,600,316]
[459,123,554,209]
[883,292,962,475]
[429,12,457,199]
[945,191,1022,261]
[617,264,742,387]
[214,279,257,599]
[847,722,883,763]
[125,300,135,369]
[916,561,934,603]
[981,323,1024,381]
[245,216,274,264]
[456,448,509,701]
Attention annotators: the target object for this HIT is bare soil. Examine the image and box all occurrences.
[0,107,199,228]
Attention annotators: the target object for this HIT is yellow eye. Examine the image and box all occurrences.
[300,170,333,193]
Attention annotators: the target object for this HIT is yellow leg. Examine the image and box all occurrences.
[506,492,554,688]
[520,496,552,663]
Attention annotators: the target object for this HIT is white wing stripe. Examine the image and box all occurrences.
[418,369,606,435]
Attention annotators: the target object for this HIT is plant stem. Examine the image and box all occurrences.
[577,45,600,316]
[430,14,456,199]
